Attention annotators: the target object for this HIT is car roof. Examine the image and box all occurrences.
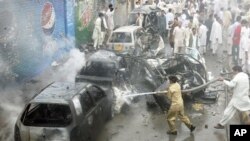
[30,82,90,104]
[113,25,141,33]
[88,50,119,63]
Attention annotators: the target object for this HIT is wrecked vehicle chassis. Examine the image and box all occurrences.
[133,53,209,110]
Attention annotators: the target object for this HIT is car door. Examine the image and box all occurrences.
[87,86,108,128]
[78,93,96,141]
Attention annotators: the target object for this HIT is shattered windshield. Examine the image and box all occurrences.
[21,103,72,127]
[110,32,132,43]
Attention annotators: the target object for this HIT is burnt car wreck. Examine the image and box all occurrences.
[126,5,166,57]
[75,50,129,88]
[15,82,114,141]
[130,47,218,110]
[146,48,207,91]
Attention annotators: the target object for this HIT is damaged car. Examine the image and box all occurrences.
[107,5,165,57]
[146,47,207,90]
[15,82,114,141]
[143,47,210,110]
[106,25,144,55]
[75,50,128,86]
[75,50,139,114]
[129,5,162,34]
[129,5,166,57]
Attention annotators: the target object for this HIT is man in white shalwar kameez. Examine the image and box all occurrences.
[198,22,208,55]
[239,20,249,65]
[210,16,222,55]
[214,66,250,129]
[223,8,232,29]
[105,4,115,44]
[173,21,185,54]
[222,8,232,54]
[165,8,175,38]
[243,38,250,73]
[92,13,107,49]
[184,22,192,47]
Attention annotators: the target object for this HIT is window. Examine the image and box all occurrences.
[80,61,116,77]
[87,86,105,102]
[110,32,132,43]
[80,93,94,115]
[22,104,72,127]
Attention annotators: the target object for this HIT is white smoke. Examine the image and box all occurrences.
[52,48,86,82]
[0,56,18,85]
[0,87,25,141]
[0,48,85,141]
[0,1,86,141]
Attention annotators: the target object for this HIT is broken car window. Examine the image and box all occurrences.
[87,86,105,102]
[22,104,72,127]
[80,93,95,115]
[110,32,132,43]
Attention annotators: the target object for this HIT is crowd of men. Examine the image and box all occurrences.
[136,0,250,133]
[90,0,250,135]
[92,4,115,50]
[133,0,250,73]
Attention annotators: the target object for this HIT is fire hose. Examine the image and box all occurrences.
[123,78,220,97]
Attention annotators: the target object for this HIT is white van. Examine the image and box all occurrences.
[107,25,143,55]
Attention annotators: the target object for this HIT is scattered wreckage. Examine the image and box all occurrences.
[127,47,219,110]
[108,5,218,110]
[15,82,114,141]
[145,47,207,90]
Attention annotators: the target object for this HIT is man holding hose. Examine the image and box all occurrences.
[166,75,196,135]
[214,66,250,129]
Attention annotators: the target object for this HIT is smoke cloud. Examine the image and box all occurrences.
[0,1,85,136]
[0,48,85,141]
[51,48,86,82]
[0,87,24,141]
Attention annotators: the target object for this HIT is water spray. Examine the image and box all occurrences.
[123,78,220,98]
[123,90,168,97]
